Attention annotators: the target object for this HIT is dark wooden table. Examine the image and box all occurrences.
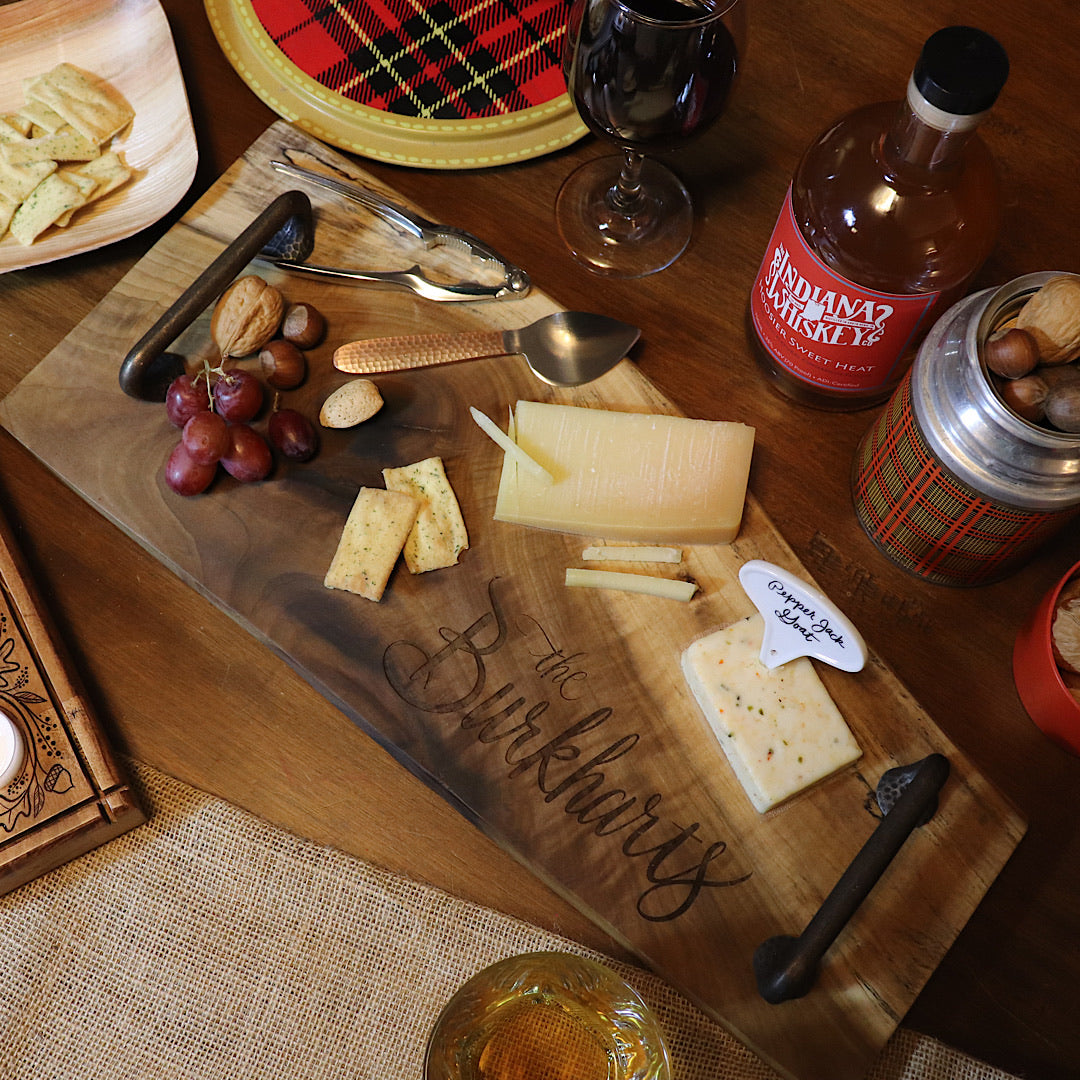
[1,1,1078,1077]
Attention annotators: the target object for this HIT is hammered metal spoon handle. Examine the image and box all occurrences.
[334,331,508,374]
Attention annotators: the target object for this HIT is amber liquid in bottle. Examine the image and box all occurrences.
[749,94,1002,410]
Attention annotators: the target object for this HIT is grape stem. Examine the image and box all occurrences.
[199,353,234,413]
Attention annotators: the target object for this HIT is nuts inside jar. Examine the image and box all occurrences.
[986,276,1080,433]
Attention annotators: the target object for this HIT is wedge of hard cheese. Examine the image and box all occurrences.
[494,401,754,544]
[681,615,862,812]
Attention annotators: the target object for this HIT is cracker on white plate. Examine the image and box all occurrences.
[22,63,133,145]
[74,149,130,193]
[0,158,56,206]
[0,117,27,146]
[16,99,65,134]
[382,456,469,574]
[54,168,98,226]
[0,64,136,246]
[1,125,101,165]
[9,172,88,246]
[53,152,131,225]
[0,192,17,239]
[1,113,33,137]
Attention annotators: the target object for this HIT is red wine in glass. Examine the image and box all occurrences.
[575,0,739,148]
[558,0,745,276]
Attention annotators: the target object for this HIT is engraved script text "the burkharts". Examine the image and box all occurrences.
[763,242,893,346]
[382,579,751,922]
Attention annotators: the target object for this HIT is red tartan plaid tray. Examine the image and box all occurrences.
[204,0,587,169]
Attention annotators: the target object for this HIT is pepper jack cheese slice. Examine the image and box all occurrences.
[494,401,754,544]
[681,614,862,812]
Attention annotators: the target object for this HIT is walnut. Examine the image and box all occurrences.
[1016,275,1080,365]
[210,275,284,358]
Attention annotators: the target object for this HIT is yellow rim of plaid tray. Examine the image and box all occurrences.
[204,0,588,169]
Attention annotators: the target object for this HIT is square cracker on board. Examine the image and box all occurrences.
[324,487,420,602]
[382,456,469,574]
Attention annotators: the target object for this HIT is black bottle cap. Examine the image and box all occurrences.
[913,26,1009,115]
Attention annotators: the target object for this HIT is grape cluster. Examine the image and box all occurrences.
[159,284,327,496]
[163,365,318,496]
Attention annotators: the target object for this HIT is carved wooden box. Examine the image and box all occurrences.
[0,506,145,897]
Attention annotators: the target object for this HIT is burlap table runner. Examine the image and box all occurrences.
[0,761,1017,1080]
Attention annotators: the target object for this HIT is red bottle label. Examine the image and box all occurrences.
[750,187,940,394]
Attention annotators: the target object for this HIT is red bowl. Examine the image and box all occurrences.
[1014,558,1080,756]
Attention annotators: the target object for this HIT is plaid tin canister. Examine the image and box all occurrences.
[853,371,1076,587]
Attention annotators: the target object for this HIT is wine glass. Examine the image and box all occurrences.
[557,0,746,277]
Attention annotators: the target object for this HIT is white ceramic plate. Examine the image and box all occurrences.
[0,0,198,274]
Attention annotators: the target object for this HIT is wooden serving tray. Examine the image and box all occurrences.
[0,121,1024,1080]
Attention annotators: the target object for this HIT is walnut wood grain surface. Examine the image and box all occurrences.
[0,120,1025,1079]
[0,1,1078,1078]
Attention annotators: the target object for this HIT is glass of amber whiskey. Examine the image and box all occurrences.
[423,951,671,1080]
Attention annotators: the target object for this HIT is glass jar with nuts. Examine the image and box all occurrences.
[853,272,1080,586]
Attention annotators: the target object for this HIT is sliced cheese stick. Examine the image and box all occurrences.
[582,545,683,563]
[565,567,697,601]
[470,405,553,484]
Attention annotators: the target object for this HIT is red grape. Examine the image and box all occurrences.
[213,369,263,423]
[221,424,272,482]
[164,441,216,496]
[182,410,230,465]
[165,374,210,427]
[268,408,318,462]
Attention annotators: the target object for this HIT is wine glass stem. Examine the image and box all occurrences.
[608,149,646,217]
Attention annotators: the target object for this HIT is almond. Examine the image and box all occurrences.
[319,379,384,428]
[210,275,285,358]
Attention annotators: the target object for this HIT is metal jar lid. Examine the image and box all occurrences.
[911,272,1080,512]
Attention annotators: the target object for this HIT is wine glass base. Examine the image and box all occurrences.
[555,155,693,278]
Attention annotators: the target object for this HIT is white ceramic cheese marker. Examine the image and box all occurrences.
[737,560,867,672]
[0,708,25,788]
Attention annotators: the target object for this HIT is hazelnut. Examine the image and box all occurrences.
[1044,381,1080,432]
[210,275,284,358]
[999,373,1049,424]
[260,339,307,389]
[1016,275,1080,365]
[984,328,1039,379]
[282,302,327,349]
